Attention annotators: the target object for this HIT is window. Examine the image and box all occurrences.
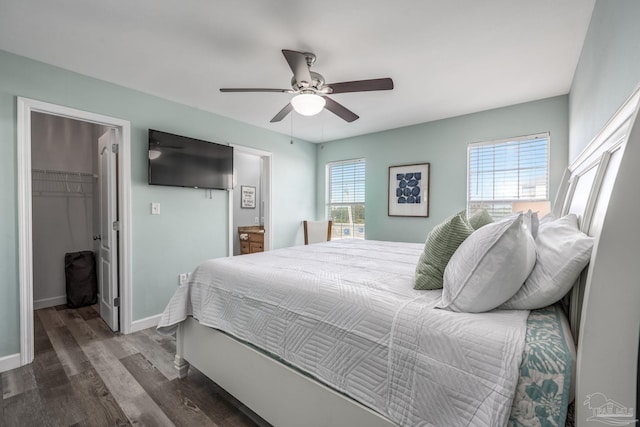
[326,159,365,239]
[467,133,550,219]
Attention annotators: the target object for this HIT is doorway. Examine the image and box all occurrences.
[30,113,108,315]
[230,145,272,256]
[17,98,133,366]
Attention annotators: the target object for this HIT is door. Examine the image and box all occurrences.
[97,129,119,331]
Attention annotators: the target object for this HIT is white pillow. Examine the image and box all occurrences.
[501,214,594,310]
[539,212,556,225]
[439,213,536,313]
[526,210,540,239]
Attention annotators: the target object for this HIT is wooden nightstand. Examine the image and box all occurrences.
[238,226,265,255]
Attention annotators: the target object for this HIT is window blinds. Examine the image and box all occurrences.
[328,159,366,205]
[326,158,366,239]
[468,133,549,217]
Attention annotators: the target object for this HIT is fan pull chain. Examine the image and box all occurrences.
[290,110,294,144]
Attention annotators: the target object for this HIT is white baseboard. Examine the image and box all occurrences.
[0,353,21,373]
[130,313,162,333]
[33,295,67,310]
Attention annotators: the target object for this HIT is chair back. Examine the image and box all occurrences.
[303,220,332,245]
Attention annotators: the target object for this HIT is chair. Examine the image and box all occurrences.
[303,220,332,245]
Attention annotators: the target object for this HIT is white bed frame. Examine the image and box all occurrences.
[174,87,640,427]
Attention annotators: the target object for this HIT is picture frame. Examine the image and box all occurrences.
[241,185,256,209]
[388,163,430,217]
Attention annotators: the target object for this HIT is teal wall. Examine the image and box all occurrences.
[0,50,316,357]
[569,0,640,160]
[316,96,569,243]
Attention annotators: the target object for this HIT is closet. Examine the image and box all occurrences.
[31,112,107,310]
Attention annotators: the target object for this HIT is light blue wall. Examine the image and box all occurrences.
[569,0,640,160]
[316,96,569,243]
[0,50,316,357]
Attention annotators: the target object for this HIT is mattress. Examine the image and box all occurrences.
[158,240,545,426]
[159,240,528,426]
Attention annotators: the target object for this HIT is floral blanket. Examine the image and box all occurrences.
[508,305,573,427]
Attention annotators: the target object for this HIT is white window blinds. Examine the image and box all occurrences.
[467,133,550,218]
[326,158,365,239]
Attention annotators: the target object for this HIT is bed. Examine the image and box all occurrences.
[158,86,640,427]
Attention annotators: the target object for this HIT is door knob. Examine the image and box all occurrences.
[93,235,102,241]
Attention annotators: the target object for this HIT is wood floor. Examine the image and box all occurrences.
[1,305,270,427]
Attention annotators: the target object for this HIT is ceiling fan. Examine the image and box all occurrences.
[220,49,394,123]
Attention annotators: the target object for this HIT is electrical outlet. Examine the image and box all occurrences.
[254,217,259,224]
[178,273,191,285]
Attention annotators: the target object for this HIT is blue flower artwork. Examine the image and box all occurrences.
[396,172,421,204]
[388,163,429,217]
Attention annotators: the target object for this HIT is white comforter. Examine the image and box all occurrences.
[157,240,528,426]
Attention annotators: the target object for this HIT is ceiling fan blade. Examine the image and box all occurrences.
[326,78,394,94]
[282,50,312,87]
[322,96,359,122]
[220,88,292,93]
[270,103,294,123]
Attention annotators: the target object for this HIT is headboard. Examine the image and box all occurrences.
[554,86,640,423]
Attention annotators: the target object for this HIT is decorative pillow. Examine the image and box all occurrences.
[414,210,474,290]
[501,214,594,310]
[523,209,540,239]
[439,213,536,312]
[468,209,494,230]
[539,212,557,226]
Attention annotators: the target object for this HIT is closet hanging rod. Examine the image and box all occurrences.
[31,168,96,178]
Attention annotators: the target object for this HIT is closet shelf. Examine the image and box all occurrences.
[32,168,95,195]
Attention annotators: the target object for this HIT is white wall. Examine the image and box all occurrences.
[31,113,102,307]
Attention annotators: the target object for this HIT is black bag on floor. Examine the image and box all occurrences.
[64,251,98,308]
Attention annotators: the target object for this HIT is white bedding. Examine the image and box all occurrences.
[158,240,529,426]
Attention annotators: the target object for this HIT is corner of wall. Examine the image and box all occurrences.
[568,0,640,161]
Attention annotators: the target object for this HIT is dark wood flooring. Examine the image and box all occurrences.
[1,305,270,427]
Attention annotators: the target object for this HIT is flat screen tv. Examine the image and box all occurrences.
[148,129,233,190]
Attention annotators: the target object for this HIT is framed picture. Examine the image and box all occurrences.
[241,185,256,209]
[388,163,430,217]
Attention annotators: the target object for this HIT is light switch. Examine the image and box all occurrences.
[151,202,161,215]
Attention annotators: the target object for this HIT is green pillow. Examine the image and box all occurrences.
[468,209,494,230]
[414,210,475,290]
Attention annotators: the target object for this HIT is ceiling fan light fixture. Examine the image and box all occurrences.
[291,93,325,116]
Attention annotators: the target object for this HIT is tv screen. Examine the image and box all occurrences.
[148,129,233,190]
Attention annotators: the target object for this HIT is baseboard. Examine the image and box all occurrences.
[0,353,21,373]
[33,295,67,310]
[130,313,162,333]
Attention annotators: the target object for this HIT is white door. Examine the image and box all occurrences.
[97,129,119,331]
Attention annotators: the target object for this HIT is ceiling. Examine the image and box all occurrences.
[0,0,595,143]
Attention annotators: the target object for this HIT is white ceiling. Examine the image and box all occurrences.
[0,0,595,143]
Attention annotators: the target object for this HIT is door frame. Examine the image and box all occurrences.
[229,144,273,256]
[17,97,133,366]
